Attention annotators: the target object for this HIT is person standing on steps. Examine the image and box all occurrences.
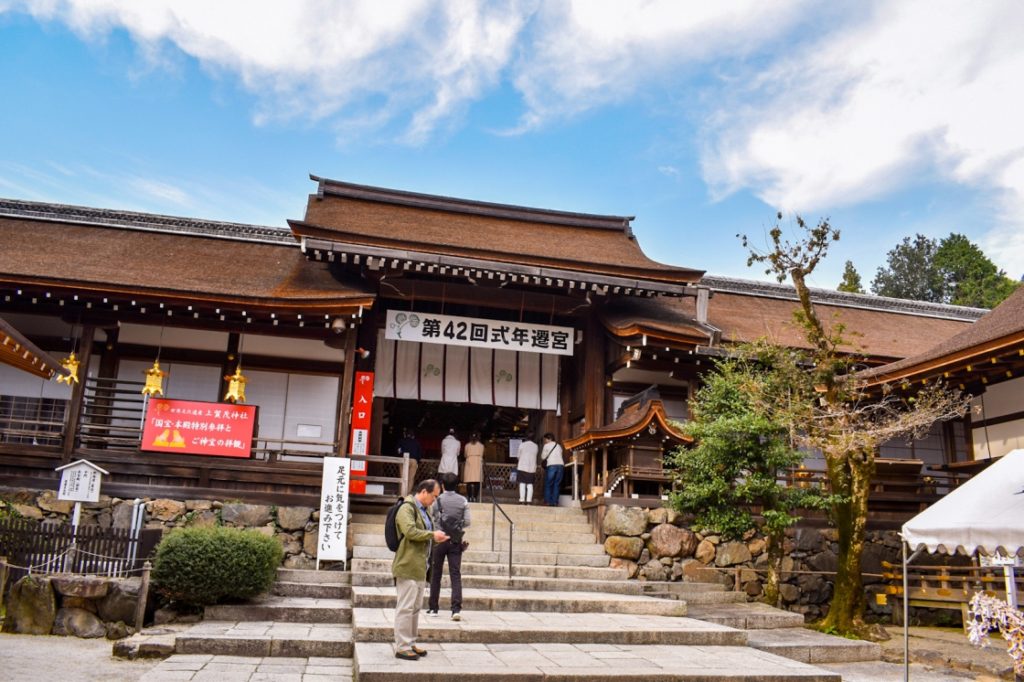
[462,432,484,502]
[427,473,471,620]
[516,432,539,504]
[396,428,422,494]
[437,428,460,479]
[540,433,565,507]
[392,478,448,661]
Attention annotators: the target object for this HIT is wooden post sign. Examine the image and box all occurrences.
[56,459,108,503]
[55,459,109,531]
[316,456,351,570]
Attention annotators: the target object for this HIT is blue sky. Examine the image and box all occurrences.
[1,1,1022,290]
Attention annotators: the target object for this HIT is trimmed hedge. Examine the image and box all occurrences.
[152,526,283,606]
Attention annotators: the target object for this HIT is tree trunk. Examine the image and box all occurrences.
[820,451,874,634]
[763,530,784,608]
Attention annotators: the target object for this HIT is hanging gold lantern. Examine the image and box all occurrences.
[56,351,80,385]
[223,363,247,403]
[142,360,168,396]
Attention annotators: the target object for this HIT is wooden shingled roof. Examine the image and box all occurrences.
[858,285,1024,386]
[0,201,374,315]
[602,276,983,363]
[289,177,703,292]
[564,399,690,451]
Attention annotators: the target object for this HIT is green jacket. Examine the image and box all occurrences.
[391,495,434,581]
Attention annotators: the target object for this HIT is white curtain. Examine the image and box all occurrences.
[375,331,559,410]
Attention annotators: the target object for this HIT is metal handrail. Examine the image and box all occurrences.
[483,464,514,582]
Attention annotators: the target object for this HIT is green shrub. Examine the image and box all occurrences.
[152,526,282,606]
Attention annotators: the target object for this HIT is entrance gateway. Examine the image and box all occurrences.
[287,176,705,498]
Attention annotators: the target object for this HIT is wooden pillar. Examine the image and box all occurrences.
[582,314,606,432]
[335,329,357,456]
[62,324,95,462]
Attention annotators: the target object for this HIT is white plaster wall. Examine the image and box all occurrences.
[970,376,1024,459]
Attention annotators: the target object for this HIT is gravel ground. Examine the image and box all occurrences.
[0,633,159,682]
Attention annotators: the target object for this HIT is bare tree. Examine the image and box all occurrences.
[740,214,968,636]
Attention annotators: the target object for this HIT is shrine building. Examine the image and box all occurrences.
[0,178,987,511]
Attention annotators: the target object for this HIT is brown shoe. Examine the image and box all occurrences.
[411,645,428,657]
[395,649,419,661]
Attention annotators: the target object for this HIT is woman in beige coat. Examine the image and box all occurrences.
[462,432,484,502]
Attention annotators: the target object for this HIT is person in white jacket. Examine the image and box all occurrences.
[438,428,461,478]
[516,434,539,504]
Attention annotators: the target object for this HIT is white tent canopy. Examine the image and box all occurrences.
[902,449,1024,556]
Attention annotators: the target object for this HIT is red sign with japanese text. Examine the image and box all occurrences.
[348,371,374,493]
[141,398,257,458]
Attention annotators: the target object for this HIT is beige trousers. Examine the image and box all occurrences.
[394,578,424,652]
[405,459,419,495]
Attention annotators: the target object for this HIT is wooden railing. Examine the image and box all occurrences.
[881,560,1024,626]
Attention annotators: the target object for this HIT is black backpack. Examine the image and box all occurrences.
[384,497,413,552]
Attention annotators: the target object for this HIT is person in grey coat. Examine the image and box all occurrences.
[426,473,471,620]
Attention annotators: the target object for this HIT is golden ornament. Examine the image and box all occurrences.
[142,360,168,396]
[223,364,247,403]
[56,352,80,385]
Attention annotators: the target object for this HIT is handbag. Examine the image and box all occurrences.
[509,470,517,483]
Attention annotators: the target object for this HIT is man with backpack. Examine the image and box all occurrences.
[391,478,448,661]
[426,473,471,621]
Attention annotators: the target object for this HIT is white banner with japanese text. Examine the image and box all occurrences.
[316,457,351,569]
[385,310,574,356]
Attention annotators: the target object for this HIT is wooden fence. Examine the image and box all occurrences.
[0,518,162,585]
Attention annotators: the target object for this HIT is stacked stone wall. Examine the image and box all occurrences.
[601,504,904,622]
[1,488,323,570]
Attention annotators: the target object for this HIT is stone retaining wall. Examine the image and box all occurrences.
[1,488,324,570]
[601,504,903,622]
[2,573,142,639]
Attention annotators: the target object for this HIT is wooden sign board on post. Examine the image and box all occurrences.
[316,457,351,570]
[55,459,109,503]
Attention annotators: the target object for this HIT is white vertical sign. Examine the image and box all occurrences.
[316,457,351,569]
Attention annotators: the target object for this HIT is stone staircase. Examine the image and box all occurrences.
[137,501,881,681]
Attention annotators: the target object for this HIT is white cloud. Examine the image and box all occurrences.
[10,0,528,144]
[509,0,808,131]
[699,0,1024,272]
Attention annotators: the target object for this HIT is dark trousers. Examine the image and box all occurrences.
[465,482,480,502]
[428,540,464,613]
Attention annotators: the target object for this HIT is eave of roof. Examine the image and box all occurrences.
[0,315,69,379]
[859,285,1024,386]
[564,400,691,450]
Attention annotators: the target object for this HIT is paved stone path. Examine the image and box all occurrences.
[141,654,353,682]
[353,642,842,681]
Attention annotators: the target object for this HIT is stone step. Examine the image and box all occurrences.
[276,567,352,585]
[141,654,354,681]
[745,627,882,664]
[204,595,352,624]
[273,580,352,599]
[640,580,728,594]
[173,620,354,658]
[354,529,597,545]
[352,506,588,526]
[351,586,688,616]
[351,547,610,567]
[353,608,743,646]
[353,642,841,681]
[685,602,807,629]
[350,558,626,581]
[353,541,606,559]
[350,573,646,595]
[350,518,594,535]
